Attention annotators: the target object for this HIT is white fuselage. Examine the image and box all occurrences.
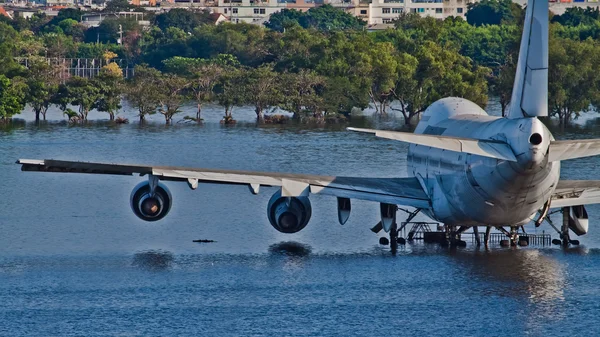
[407,98,560,226]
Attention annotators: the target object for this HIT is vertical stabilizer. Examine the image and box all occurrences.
[507,0,548,119]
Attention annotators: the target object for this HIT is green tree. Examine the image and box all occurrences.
[125,65,160,123]
[94,63,124,121]
[264,9,304,32]
[25,57,60,121]
[215,69,245,124]
[278,70,325,120]
[54,77,101,121]
[55,8,83,22]
[163,55,239,122]
[242,64,282,122]
[0,23,25,77]
[552,7,600,27]
[42,33,77,58]
[103,0,137,13]
[0,75,26,121]
[154,8,211,33]
[549,37,600,126]
[466,0,521,26]
[300,5,366,31]
[56,18,86,41]
[156,72,188,124]
[489,58,516,117]
[365,42,399,114]
[392,42,489,125]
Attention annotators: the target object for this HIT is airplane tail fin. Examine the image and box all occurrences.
[506,0,548,119]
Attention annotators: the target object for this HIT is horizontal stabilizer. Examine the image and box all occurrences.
[347,128,517,162]
[549,139,600,162]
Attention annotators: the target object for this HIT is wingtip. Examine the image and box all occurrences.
[346,127,376,134]
[16,159,45,165]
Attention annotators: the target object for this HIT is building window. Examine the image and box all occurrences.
[392,8,402,13]
[382,18,392,23]
[260,8,265,14]
[254,8,259,13]
[457,7,463,13]
[382,8,391,13]
[233,8,238,13]
[435,8,442,13]
[418,8,425,12]
[360,9,367,14]
[410,8,417,13]
[224,8,228,13]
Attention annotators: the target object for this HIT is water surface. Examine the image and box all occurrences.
[2,102,600,336]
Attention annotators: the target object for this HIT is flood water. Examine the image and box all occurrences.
[2,101,600,336]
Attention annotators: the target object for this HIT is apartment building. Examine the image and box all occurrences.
[369,0,474,24]
[211,0,286,23]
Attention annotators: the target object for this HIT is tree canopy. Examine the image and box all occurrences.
[0,1,598,126]
[466,0,523,26]
[265,5,366,32]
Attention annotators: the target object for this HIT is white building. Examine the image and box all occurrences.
[212,0,287,23]
[369,0,474,24]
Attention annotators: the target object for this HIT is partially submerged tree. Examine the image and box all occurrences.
[156,72,188,124]
[549,37,600,126]
[54,77,101,121]
[215,69,245,124]
[242,64,282,122]
[25,57,61,121]
[125,65,161,123]
[278,70,325,120]
[365,42,399,114]
[94,62,124,121]
[163,54,239,122]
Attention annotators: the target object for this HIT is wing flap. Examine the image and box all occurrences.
[347,127,517,162]
[551,180,600,208]
[17,159,430,209]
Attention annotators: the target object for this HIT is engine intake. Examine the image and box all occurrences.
[568,205,589,236]
[130,181,172,221]
[267,190,312,233]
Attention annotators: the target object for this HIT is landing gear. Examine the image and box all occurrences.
[561,207,571,247]
[473,226,481,247]
[440,225,467,247]
[546,207,580,247]
[389,222,398,254]
[494,226,523,247]
[375,208,419,253]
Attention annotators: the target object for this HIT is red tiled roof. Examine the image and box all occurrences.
[0,7,12,19]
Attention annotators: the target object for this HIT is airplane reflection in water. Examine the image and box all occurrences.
[16,0,600,252]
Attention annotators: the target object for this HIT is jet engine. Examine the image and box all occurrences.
[130,181,172,221]
[568,205,589,236]
[267,190,312,233]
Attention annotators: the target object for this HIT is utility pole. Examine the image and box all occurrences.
[118,24,123,45]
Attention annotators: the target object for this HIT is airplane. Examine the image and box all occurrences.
[16,0,600,251]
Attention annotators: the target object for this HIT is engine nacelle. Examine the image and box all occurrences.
[267,190,312,233]
[130,181,172,221]
[568,205,589,236]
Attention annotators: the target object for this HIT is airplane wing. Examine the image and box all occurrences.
[17,159,430,209]
[551,180,600,208]
[347,127,517,162]
[549,139,600,162]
